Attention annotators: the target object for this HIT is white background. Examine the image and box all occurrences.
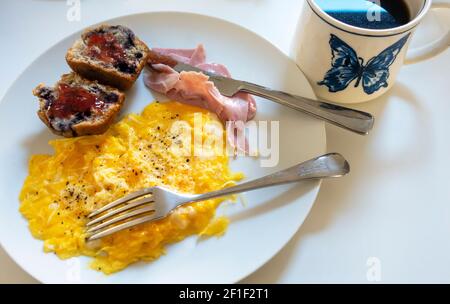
[0,0,449,283]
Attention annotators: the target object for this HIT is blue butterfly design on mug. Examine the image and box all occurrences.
[318,33,410,94]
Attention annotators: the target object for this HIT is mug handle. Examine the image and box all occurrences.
[405,0,450,64]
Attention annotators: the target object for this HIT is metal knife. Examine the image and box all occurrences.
[173,62,374,135]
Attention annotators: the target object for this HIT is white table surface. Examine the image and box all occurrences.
[1,0,449,284]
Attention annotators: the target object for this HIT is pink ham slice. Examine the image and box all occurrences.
[143,45,257,153]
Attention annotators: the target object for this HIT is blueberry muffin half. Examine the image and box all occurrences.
[66,24,150,90]
[33,73,125,137]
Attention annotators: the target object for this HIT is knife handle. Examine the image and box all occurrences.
[240,82,374,135]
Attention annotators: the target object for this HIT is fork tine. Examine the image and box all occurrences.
[86,196,154,227]
[87,205,155,233]
[87,213,161,241]
[88,188,153,218]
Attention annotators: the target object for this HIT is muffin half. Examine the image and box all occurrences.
[33,72,125,137]
[66,24,150,90]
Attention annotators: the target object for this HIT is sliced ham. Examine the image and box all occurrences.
[143,45,257,153]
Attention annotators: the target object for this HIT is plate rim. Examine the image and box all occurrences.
[0,11,326,283]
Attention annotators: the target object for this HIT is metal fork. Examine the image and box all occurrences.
[86,153,350,241]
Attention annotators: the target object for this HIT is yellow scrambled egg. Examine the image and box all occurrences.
[19,101,242,274]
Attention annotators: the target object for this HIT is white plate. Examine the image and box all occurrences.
[0,12,325,283]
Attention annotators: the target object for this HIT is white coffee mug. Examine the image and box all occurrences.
[292,0,450,104]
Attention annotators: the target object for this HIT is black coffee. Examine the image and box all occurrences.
[315,0,410,30]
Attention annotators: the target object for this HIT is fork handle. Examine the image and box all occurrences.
[240,82,374,135]
[187,153,349,203]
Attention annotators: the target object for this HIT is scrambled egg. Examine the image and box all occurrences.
[19,101,242,274]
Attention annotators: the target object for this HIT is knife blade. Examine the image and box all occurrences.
[172,62,374,135]
[173,62,248,97]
